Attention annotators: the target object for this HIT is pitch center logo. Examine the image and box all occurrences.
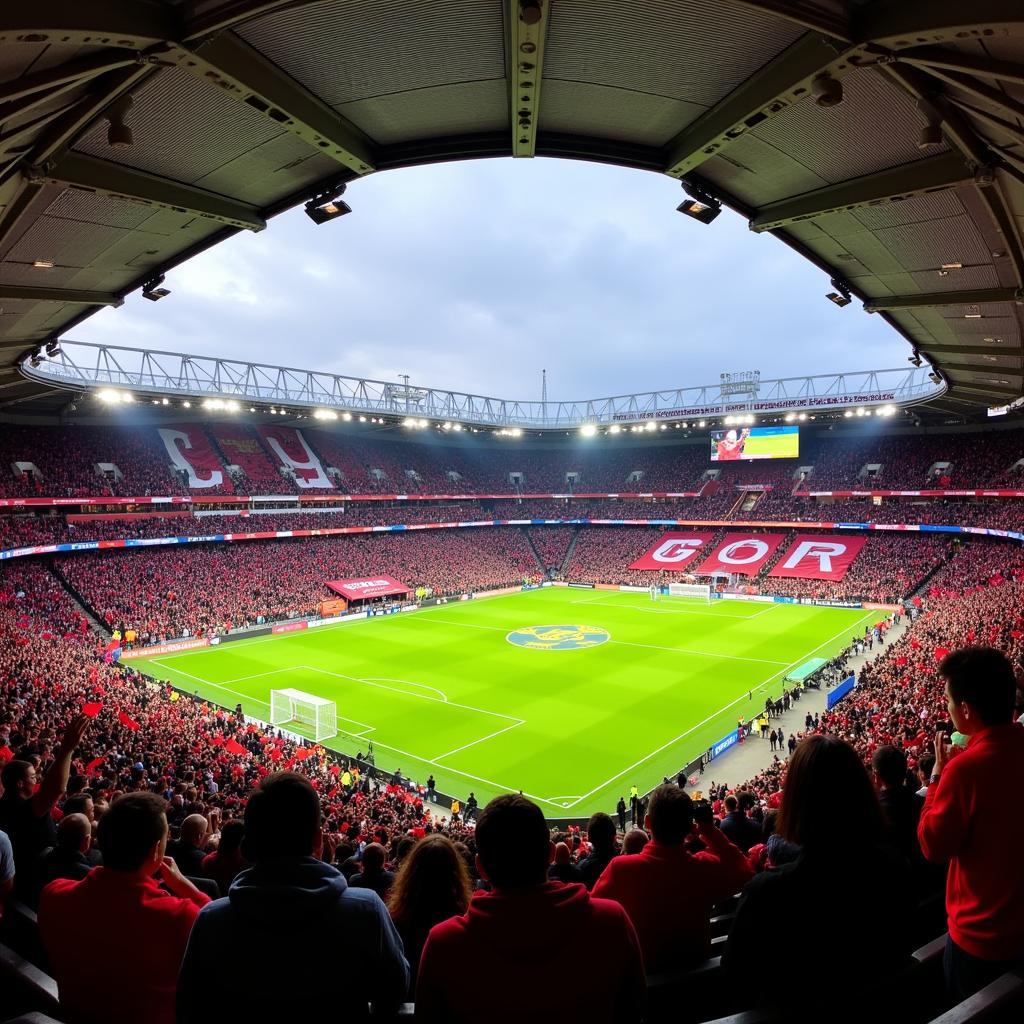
[506,624,610,651]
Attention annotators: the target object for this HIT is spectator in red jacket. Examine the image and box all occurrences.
[38,792,210,1024]
[919,647,1024,1000]
[416,794,645,1023]
[592,785,752,973]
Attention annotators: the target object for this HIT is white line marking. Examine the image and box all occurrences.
[568,597,760,619]
[361,677,449,702]
[559,609,878,810]
[431,719,525,761]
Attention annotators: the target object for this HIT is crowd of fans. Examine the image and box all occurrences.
[3,422,1024,499]
[56,528,539,642]
[1,521,1023,1019]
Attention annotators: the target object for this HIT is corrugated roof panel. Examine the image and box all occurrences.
[873,215,991,273]
[6,218,124,268]
[338,81,508,145]
[853,190,966,231]
[544,0,803,108]
[749,68,947,191]
[74,67,285,186]
[44,190,155,232]
[701,136,826,209]
[239,0,505,106]
[539,80,705,147]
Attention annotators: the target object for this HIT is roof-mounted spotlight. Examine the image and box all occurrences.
[917,97,943,150]
[928,371,943,385]
[811,73,843,108]
[45,340,61,357]
[142,275,170,301]
[677,182,721,224]
[106,96,133,149]
[519,0,542,24]
[908,351,923,367]
[826,278,852,307]
[29,346,43,368]
[305,184,351,225]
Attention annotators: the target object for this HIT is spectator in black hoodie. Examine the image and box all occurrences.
[177,772,408,1022]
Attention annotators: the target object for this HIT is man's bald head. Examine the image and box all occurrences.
[180,814,208,846]
[57,813,92,853]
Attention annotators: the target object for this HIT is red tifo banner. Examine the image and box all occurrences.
[628,531,716,571]
[256,425,333,489]
[767,534,867,582]
[326,576,411,600]
[695,533,786,577]
[156,424,228,490]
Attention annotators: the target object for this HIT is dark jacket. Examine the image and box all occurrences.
[577,848,617,890]
[719,812,762,854]
[725,844,913,1011]
[177,857,408,1022]
[33,846,92,904]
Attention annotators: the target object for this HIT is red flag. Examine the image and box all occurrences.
[282,756,297,770]
[267,747,283,762]
[1012,630,1024,640]
[934,646,950,662]
[293,747,313,762]
[84,756,106,777]
[327,786,339,798]
[0,745,15,766]
[225,738,247,756]
[329,764,341,777]
[895,656,909,667]
[209,735,225,748]
[82,701,103,718]
[117,710,140,732]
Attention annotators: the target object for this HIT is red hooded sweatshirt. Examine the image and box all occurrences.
[416,881,645,1023]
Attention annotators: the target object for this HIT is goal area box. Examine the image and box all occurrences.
[667,582,713,603]
[270,688,337,742]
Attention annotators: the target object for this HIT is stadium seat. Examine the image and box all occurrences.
[926,971,1024,1024]
[646,955,725,1022]
[0,941,61,1020]
[2,1015,68,1024]
[0,900,47,970]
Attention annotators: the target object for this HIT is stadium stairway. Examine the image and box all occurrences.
[558,525,581,576]
[46,565,108,637]
[521,527,549,578]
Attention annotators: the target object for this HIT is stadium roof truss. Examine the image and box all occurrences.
[0,0,1022,418]
[22,339,937,427]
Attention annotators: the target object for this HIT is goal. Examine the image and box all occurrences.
[667,582,713,604]
[270,688,338,742]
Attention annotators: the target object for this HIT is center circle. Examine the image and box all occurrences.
[506,624,610,651]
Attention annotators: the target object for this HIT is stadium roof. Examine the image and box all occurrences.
[0,1,1022,419]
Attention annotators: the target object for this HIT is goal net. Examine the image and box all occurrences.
[667,582,713,603]
[270,688,337,742]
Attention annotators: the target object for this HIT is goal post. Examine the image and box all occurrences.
[667,582,713,604]
[270,688,337,742]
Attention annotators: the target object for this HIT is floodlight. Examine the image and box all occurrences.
[676,182,721,224]
[305,185,351,224]
[580,423,597,437]
[844,410,853,418]
[645,421,656,432]
[45,340,61,357]
[826,278,852,307]
[908,351,923,367]
[785,413,796,423]
[183,400,191,408]
[452,423,462,432]
[811,73,843,108]
[142,275,170,301]
[342,412,352,421]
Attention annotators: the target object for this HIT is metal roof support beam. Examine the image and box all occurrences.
[0,1,177,48]
[750,152,976,232]
[898,47,1024,89]
[665,1,1024,179]
[853,1,1024,48]
[953,381,1022,397]
[865,288,1024,312]
[0,52,138,108]
[506,0,550,158]
[30,152,267,231]
[167,32,375,175]
[916,67,1024,125]
[665,32,845,178]
[938,362,1023,375]
[0,286,122,306]
[923,345,1024,359]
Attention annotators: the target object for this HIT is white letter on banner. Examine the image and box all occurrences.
[718,539,768,565]
[263,431,332,489]
[157,428,223,489]
[782,541,846,573]
[652,538,704,563]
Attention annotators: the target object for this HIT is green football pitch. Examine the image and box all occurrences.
[134,588,876,817]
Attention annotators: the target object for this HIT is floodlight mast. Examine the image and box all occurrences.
[20,339,946,430]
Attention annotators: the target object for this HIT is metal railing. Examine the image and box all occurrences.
[21,340,945,428]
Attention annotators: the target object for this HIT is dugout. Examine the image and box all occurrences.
[323,575,413,614]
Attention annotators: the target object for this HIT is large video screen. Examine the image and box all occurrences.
[709,425,799,461]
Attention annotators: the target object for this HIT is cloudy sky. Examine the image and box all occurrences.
[75,157,905,403]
